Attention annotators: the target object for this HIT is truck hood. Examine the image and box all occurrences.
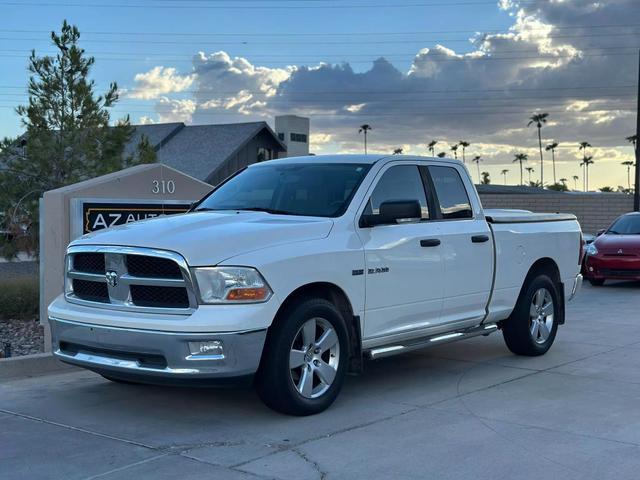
[72,211,334,266]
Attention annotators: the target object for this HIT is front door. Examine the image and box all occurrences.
[357,164,445,342]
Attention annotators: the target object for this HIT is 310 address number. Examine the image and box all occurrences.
[152,179,176,194]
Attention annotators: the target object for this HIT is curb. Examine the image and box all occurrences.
[0,353,77,381]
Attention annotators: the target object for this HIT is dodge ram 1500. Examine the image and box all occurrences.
[49,155,583,415]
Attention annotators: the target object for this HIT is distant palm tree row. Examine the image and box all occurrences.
[360,120,638,191]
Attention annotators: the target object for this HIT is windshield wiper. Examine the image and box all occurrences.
[607,230,621,234]
[236,207,293,215]
[194,207,222,212]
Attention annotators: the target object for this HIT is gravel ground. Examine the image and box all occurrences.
[0,318,44,358]
[0,260,42,358]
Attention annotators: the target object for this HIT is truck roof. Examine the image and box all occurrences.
[253,154,463,167]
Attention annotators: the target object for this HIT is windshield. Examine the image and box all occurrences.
[196,163,371,217]
[607,215,640,235]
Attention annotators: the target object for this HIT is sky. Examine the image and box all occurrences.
[1,0,639,190]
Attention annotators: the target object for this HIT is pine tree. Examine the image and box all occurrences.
[0,21,155,257]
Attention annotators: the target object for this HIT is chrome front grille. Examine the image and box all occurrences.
[65,246,198,314]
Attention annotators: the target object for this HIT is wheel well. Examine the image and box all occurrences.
[523,257,565,324]
[270,282,363,373]
[526,257,561,285]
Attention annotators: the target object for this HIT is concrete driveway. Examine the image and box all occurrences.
[3,282,640,480]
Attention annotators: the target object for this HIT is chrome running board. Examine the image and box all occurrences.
[365,323,499,360]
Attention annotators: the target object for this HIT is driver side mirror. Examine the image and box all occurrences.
[360,200,421,228]
[596,229,605,236]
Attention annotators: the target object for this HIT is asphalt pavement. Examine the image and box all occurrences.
[2,281,640,480]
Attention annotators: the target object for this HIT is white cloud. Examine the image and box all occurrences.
[154,97,196,123]
[128,67,195,100]
[345,103,366,113]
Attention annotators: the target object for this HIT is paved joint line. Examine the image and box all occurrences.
[231,406,421,470]
[0,408,156,450]
[179,452,275,480]
[291,447,328,480]
[447,411,640,449]
[81,454,170,480]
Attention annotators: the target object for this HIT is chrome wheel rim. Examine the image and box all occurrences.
[289,317,340,399]
[529,288,554,344]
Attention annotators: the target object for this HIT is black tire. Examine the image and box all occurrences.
[256,297,349,416]
[502,274,560,356]
[589,278,605,286]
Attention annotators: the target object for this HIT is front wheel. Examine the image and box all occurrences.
[256,298,349,416]
[502,274,560,356]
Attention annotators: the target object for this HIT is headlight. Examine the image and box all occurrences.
[192,267,272,304]
[585,243,598,256]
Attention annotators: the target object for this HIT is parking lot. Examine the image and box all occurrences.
[2,281,640,480]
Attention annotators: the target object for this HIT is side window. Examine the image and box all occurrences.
[365,165,429,219]
[428,166,473,219]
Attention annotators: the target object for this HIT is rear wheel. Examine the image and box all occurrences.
[589,278,605,286]
[502,274,559,356]
[256,298,349,416]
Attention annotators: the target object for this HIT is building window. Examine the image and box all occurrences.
[278,133,285,141]
[257,147,273,162]
[290,133,308,143]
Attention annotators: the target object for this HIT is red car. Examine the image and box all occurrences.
[583,212,640,286]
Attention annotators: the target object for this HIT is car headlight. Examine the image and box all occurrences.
[192,267,272,304]
[585,243,598,256]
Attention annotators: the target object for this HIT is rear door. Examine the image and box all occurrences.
[426,165,494,325]
[357,163,445,342]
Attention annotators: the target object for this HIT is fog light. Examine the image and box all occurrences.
[187,341,224,360]
[589,267,594,272]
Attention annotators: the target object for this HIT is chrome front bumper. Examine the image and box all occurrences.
[50,317,267,383]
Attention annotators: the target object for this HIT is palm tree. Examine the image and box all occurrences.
[525,166,535,184]
[450,144,459,160]
[545,141,559,185]
[578,141,591,191]
[599,186,614,193]
[427,140,437,156]
[471,155,482,183]
[436,152,446,158]
[358,124,372,154]
[501,169,509,185]
[528,112,549,185]
[481,171,490,185]
[513,153,528,185]
[622,160,634,190]
[626,134,637,151]
[458,141,470,163]
[392,148,403,155]
[582,156,594,191]
[572,175,579,191]
[559,178,567,186]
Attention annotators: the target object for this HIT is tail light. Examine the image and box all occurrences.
[579,235,585,266]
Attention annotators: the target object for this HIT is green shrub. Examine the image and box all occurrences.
[0,276,39,320]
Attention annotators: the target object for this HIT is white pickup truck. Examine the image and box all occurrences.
[49,155,583,415]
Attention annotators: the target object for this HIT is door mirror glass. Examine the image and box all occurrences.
[361,200,421,227]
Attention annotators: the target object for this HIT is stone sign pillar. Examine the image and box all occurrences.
[40,164,212,351]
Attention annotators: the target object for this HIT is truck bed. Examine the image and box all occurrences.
[484,209,577,224]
